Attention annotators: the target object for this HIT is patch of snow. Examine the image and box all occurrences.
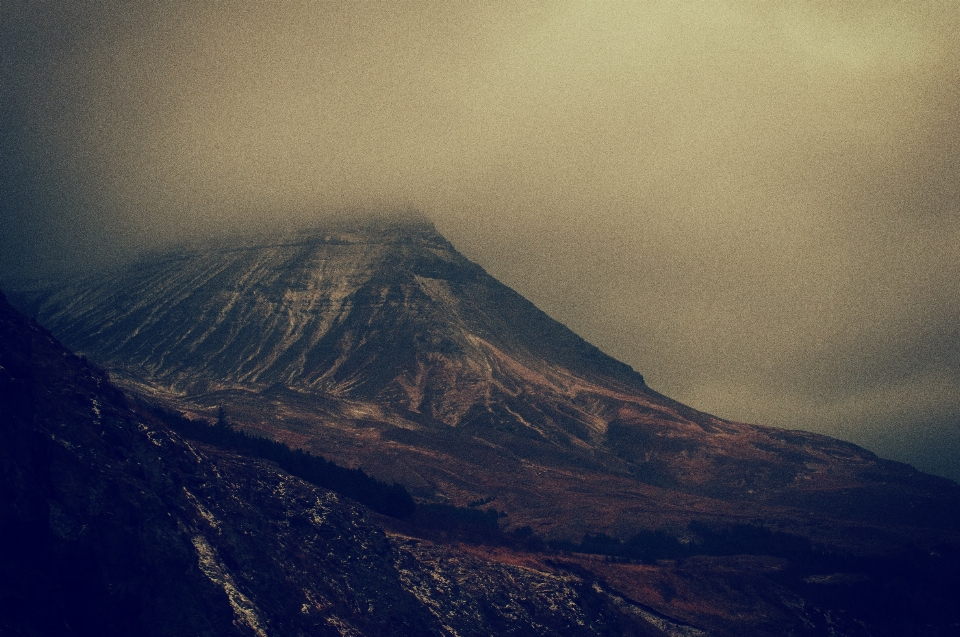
[191,534,268,637]
[183,488,221,532]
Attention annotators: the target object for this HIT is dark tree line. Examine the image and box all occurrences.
[151,406,416,519]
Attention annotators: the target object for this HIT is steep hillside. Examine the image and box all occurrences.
[2,289,682,636]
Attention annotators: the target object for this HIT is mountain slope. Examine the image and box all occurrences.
[9,215,960,549]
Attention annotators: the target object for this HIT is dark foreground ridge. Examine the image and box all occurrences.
[0,284,957,635]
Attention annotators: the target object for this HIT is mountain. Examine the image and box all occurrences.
[6,214,960,635]
[11,214,958,544]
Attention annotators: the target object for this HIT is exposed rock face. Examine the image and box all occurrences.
[12,215,959,548]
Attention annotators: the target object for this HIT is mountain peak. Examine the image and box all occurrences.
[14,217,645,399]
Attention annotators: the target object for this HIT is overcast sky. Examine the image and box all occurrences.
[3,1,959,480]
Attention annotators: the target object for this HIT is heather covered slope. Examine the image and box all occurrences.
[9,216,960,547]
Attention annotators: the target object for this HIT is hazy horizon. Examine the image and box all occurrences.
[3,1,958,481]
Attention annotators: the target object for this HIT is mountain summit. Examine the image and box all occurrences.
[11,215,960,546]
[18,214,645,406]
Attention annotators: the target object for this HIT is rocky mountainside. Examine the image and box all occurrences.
[1,290,683,636]
[11,215,959,550]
